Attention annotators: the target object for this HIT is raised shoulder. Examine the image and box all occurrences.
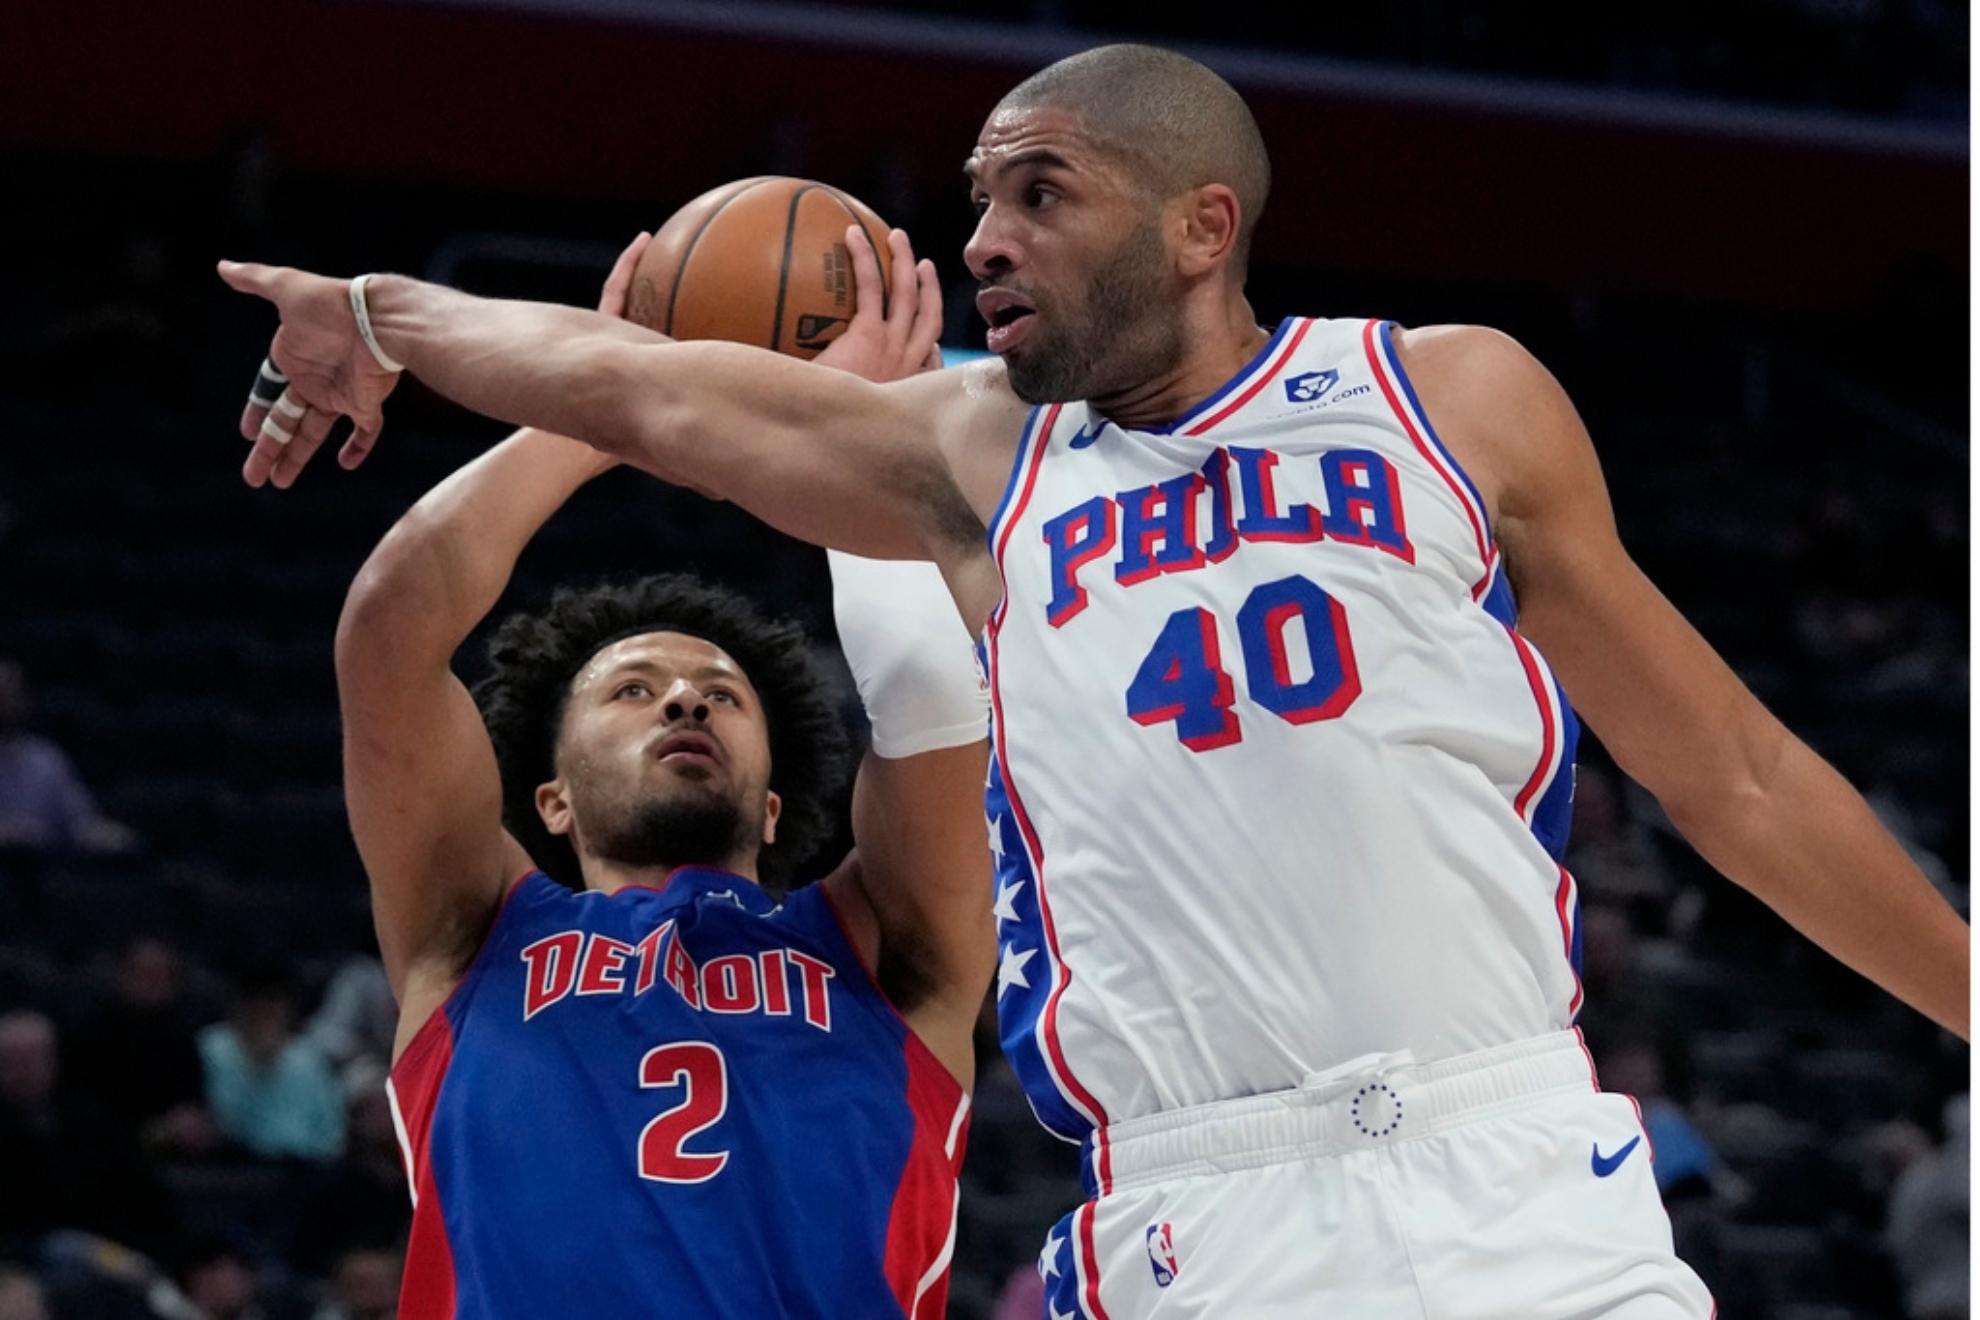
[894,357,1027,630]
[1389,322,1579,536]
[912,356,1031,526]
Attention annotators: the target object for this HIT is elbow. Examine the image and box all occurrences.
[1650,715,1794,872]
[334,527,448,685]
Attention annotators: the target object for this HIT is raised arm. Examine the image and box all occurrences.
[217,231,1027,592]
[1403,325,1970,1040]
[338,426,610,1054]
[818,551,995,1087]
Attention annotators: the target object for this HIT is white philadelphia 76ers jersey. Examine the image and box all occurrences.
[983,317,1584,1142]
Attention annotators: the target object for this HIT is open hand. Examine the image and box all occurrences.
[813,226,944,384]
[219,260,402,489]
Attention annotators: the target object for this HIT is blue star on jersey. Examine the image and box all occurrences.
[985,749,1093,1140]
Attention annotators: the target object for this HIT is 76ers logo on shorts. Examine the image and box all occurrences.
[1146,1223,1179,1287]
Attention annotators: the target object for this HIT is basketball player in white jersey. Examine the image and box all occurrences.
[220,44,1967,1318]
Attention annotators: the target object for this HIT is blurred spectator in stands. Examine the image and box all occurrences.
[1564,759,1676,926]
[301,957,396,1096]
[0,660,138,855]
[287,1063,410,1280]
[1601,1036,1727,1203]
[1884,1093,1969,1320]
[67,935,216,1160]
[1599,1033,1738,1297]
[308,1248,400,1320]
[173,1235,274,1320]
[198,966,343,1164]
[0,1267,49,1320]
[991,1262,1045,1320]
[1571,903,1674,1049]
[0,1010,170,1256]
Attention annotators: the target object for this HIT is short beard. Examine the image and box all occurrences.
[1002,215,1184,405]
[591,792,759,876]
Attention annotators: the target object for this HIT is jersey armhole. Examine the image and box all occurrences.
[815,883,968,1106]
[390,868,541,1067]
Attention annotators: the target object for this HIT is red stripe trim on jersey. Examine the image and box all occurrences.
[988,404,1062,629]
[882,1045,970,1318]
[1504,631,1562,822]
[1474,546,1502,604]
[1180,318,1315,436]
[984,626,1112,1137]
[984,402,1112,1138]
[1077,1202,1114,1320]
[388,1011,459,1320]
[1362,320,1494,588]
[1554,867,1585,1018]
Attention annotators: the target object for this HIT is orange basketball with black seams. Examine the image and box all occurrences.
[627,176,893,359]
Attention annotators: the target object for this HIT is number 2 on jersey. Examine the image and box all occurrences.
[1125,575,1360,751]
[637,1041,729,1183]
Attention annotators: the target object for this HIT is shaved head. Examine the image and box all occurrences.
[997,44,1271,270]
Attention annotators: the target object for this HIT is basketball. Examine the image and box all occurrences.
[626,176,893,359]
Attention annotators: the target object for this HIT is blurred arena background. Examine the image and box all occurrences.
[0,2,1967,1317]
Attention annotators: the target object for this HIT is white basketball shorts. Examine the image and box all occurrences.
[1034,1031,1715,1318]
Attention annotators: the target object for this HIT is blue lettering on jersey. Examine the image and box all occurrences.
[1043,444,1417,626]
[1116,473,1208,586]
[521,923,835,1030]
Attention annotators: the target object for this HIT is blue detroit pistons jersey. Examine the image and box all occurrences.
[387,868,968,1319]
[984,317,1585,1144]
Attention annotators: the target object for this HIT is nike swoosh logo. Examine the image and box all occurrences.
[1068,423,1103,449]
[1590,1136,1642,1178]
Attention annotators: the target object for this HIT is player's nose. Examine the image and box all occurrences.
[660,679,711,724]
[963,208,1019,280]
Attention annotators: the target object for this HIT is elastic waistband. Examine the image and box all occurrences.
[1084,1030,1598,1196]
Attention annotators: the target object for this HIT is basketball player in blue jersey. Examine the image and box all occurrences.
[223,43,1967,1319]
[321,230,994,1318]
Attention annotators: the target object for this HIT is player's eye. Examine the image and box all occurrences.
[708,689,740,706]
[613,682,651,700]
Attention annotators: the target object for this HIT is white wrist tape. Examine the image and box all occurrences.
[828,549,988,759]
[348,274,406,373]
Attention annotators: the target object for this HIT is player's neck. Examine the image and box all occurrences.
[582,852,761,896]
[1089,300,1272,431]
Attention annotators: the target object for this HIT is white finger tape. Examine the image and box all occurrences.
[271,389,307,420]
[258,416,295,446]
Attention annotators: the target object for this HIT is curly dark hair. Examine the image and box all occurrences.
[472,574,849,895]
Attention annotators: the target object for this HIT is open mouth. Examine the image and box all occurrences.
[977,289,1037,353]
[652,731,720,765]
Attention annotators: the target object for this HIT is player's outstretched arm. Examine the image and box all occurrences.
[1410,326,1970,1040]
[335,237,649,1055]
[819,552,996,1089]
[217,231,1020,581]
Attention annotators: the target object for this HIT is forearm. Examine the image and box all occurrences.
[1669,736,1970,1039]
[338,428,613,667]
[360,274,957,557]
[363,276,671,456]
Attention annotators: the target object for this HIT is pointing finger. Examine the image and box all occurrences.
[216,259,280,298]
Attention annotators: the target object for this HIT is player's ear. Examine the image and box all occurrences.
[761,790,782,846]
[1175,183,1241,278]
[536,779,575,838]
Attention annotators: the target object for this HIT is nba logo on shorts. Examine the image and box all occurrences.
[1145,1223,1179,1287]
